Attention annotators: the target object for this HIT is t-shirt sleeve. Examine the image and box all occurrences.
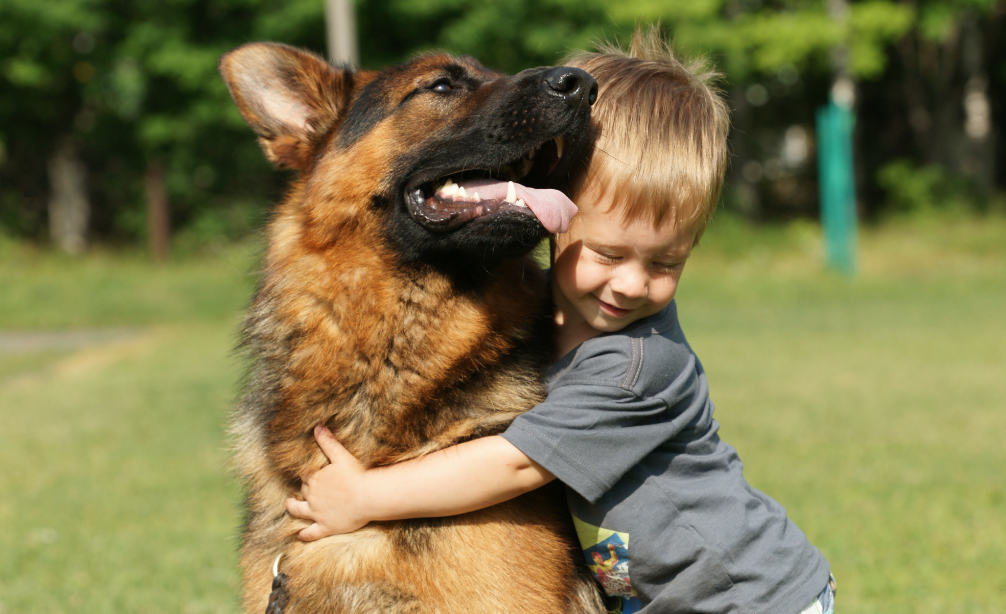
[501,349,709,503]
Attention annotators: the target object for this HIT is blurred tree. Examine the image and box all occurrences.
[354,0,614,72]
[81,0,332,255]
[0,0,104,247]
[0,0,329,251]
[603,0,1004,219]
[0,0,1002,248]
[48,137,91,254]
[860,0,1003,209]
[603,0,914,218]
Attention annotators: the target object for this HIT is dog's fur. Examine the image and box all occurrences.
[220,43,606,613]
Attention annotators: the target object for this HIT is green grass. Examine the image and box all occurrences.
[0,324,244,614]
[0,241,255,613]
[0,238,260,329]
[2,215,1005,613]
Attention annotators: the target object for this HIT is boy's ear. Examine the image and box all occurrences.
[219,42,357,170]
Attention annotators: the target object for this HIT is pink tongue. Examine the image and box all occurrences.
[456,179,577,233]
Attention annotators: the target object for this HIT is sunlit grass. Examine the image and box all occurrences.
[0,324,243,614]
[0,241,254,613]
[1,214,1004,613]
[0,239,260,329]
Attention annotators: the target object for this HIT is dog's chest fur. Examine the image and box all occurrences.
[238,199,553,480]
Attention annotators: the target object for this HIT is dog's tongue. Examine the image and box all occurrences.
[456,178,577,233]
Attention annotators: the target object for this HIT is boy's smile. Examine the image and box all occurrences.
[551,187,697,351]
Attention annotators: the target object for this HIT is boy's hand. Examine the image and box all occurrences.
[285,425,372,541]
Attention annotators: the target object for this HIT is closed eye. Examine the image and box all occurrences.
[593,251,620,264]
[653,262,685,273]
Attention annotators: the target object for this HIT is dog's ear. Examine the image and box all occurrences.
[219,42,355,170]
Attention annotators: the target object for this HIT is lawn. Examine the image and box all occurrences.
[1,215,1004,613]
[0,241,259,613]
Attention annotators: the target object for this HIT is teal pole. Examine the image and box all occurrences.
[816,98,858,275]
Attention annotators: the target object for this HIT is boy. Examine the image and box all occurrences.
[286,29,834,614]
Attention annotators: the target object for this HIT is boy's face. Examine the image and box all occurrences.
[552,187,697,334]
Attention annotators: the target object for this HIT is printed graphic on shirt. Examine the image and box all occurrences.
[571,514,642,614]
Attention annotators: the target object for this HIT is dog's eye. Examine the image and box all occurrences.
[430,80,452,93]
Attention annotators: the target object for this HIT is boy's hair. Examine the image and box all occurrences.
[564,26,730,239]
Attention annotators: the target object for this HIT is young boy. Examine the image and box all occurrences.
[286,29,835,614]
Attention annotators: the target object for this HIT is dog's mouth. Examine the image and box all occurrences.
[405,136,577,233]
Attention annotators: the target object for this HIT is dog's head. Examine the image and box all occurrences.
[219,43,596,269]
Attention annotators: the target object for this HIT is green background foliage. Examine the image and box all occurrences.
[0,0,1003,247]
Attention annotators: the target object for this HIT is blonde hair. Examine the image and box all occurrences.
[564,26,730,239]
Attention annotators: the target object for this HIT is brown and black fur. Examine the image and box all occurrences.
[220,43,605,614]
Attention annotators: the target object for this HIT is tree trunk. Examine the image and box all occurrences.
[146,161,170,263]
[325,0,357,66]
[960,14,994,194]
[898,34,933,155]
[47,138,89,255]
[927,26,964,172]
[728,85,760,218]
[900,13,995,195]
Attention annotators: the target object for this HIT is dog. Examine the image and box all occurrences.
[219,43,606,614]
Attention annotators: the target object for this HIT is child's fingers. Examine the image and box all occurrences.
[313,424,355,465]
[298,522,330,542]
[285,497,312,520]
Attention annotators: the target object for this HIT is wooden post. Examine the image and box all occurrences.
[325,0,358,66]
[146,161,170,263]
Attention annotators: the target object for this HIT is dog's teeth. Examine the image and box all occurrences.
[473,191,481,202]
[438,178,459,197]
[458,186,467,198]
[554,135,565,160]
[519,154,534,177]
[436,177,460,196]
[505,181,516,203]
[515,198,527,208]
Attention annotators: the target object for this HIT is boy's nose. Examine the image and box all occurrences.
[611,269,648,300]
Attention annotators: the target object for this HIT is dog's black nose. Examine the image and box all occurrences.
[543,67,598,108]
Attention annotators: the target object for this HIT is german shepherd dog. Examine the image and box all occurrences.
[220,43,605,614]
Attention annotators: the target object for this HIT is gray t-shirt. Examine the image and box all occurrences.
[501,301,830,614]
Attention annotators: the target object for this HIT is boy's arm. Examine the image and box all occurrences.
[285,425,555,541]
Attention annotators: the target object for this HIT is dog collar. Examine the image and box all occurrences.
[266,552,289,614]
